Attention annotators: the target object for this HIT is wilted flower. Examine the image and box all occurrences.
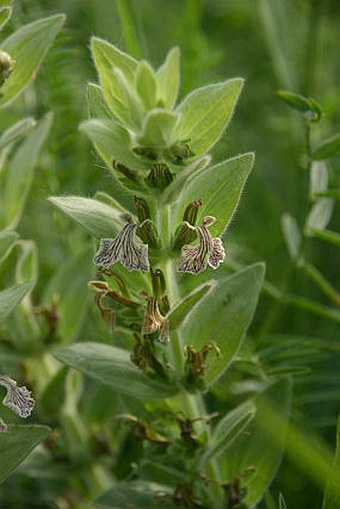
[142,297,169,343]
[0,375,35,419]
[0,51,15,85]
[93,216,150,272]
[177,216,225,274]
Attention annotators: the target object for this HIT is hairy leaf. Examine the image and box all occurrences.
[0,15,65,108]
[156,46,180,109]
[0,282,33,323]
[55,342,178,399]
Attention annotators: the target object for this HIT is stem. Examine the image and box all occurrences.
[299,260,340,306]
[159,208,224,506]
[116,0,142,59]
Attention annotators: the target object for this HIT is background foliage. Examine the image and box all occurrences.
[0,1,339,508]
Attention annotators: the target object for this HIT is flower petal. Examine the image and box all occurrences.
[0,376,35,418]
[93,238,121,267]
[208,237,225,269]
[177,244,207,274]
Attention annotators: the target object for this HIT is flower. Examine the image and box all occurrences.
[142,297,169,343]
[93,216,150,272]
[177,216,225,274]
[0,51,16,85]
[0,375,35,418]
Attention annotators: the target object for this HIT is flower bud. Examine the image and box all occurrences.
[145,163,174,190]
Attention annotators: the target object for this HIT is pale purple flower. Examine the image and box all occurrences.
[0,375,35,418]
[93,217,150,272]
[177,216,225,275]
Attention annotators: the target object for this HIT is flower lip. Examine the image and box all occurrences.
[0,375,35,418]
[177,216,225,275]
[93,216,150,272]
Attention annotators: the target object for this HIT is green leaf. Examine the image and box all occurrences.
[182,263,265,386]
[15,240,38,286]
[43,250,92,342]
[156,46,180,109]
[306,198,334,232]
[225,379,292,507]
[91,38,141,129]
[137,109,179,147]
[277,90,322,119]
[0,230,18,261]
[135,60,157,110]
[202,400,256,464]
[91,37,138,88]
[322,416,340,509]
[310,161,328,200]
[0,0,12,7]
[1,113,53,229]
[48,195,131,239]
[281,213,301,261]
[279,493,288,509]
[0,281,33,323]
[172,153,254,237]
[312,133,340,160]
[94,481,173,509]
[40,367,68,418]
[0,117,36,152]
[0,425,50,485]
[0,6,12,30]
[86,83,114,119]
[168,282,215,330]
[0,14,65,108]
[54,342,178,399]
[80,118,147,171]
[174,78,243,155]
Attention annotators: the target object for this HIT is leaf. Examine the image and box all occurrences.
[54,342,179,399]
[0,0,12,7]
[202,400,256,464]
[156,46,180,109]
[0,282,33,323]
[174,78,243,155]
[182,263,265,386]
[1,113,53,229]
[48,196,131,239]
[0,117,36,152]
[0,425,50,485]
[91,37,141,129]
[15,240,38,286]
[306,198,334,232]
[225,379,292,507]
[135,60,157,110]
[0,6,11,30]
[137,109,179,147]
[86,83,114,119]
[168,282,215,330]
[91,37,138,89]
[281,213,301,261]
[310,161,328,199]
[43,249,93,343]
[279,493,288,509]
[80,118,147,171]
[94,481,173,509]
[172,153,254,237]
[322,416,340,509]
[312,133,340,160]
[277,90,321,117]
[0,14,65,108]
[0,230,18,261]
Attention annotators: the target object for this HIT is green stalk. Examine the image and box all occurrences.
[116,0,141,59]
[299,260,340,306]
[159,206,224,507]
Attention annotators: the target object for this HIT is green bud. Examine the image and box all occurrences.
[134,196,151,222]
[145,163,174,190]
[137,219,158,248]
[0,50,15,86]
[182,199,203,225]
[168,139,194,165]
[151,268,166,298]
[112,160,138,181]
[132,146,158,160]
